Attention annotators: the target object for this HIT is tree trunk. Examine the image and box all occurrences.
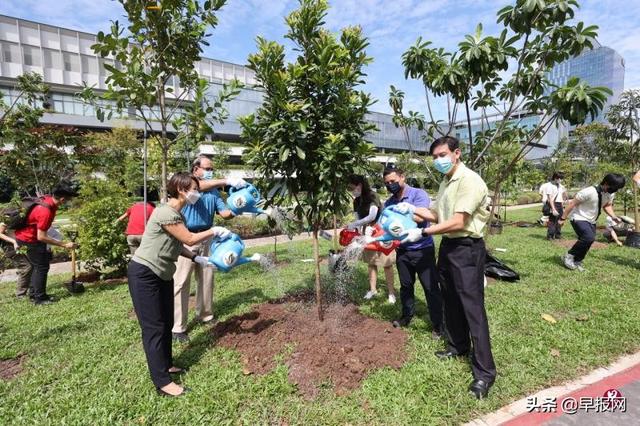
[312,228,324,321]
[161,143,168,202]
[633,185,639,233]
[486,182,502,240]
[273,236,278,263]
[465,98,473,162]
[333,214,338,252]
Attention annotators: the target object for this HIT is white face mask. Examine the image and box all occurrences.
[201,170,214,180]
[351,188,361,198]
[185,190,201,205]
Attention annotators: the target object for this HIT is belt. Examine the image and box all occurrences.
[441,236,483,245]
[188,226,211,233]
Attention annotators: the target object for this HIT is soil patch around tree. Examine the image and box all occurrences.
[1,354,26,381]
[212,294,408,398]
[554,239,608,250]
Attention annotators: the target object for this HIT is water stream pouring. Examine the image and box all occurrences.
[368,207,417,243]
[208,233,261,273]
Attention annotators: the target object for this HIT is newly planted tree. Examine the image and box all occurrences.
[78,0,240,198]
[241,0,376,319]
[399,0,612,221]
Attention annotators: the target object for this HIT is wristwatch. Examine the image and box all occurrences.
[190,253,198,262]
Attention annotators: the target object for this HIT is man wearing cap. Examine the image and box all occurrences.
[14,182,79,305]
[393,136,496,399]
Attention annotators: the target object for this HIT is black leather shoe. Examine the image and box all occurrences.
[435,349,469,360]
[172,332,190,343]
[468,379,492,399]
[392,317,412,328]
[156,386,190,397]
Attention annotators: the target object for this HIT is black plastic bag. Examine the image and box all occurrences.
[485,253,520,282]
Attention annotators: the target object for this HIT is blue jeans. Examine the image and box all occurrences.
[568,220,596,262]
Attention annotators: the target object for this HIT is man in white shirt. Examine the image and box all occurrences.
[558,173,626,271]
[538,179,554,225]
[545,172,568,240]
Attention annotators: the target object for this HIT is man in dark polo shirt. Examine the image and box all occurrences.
[14,182,79,305]
[382,167,443,338]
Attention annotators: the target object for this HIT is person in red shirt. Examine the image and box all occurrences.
[116,189,158,254]
[14,182,79,305]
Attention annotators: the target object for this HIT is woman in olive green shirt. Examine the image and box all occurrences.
[128,172,230,397]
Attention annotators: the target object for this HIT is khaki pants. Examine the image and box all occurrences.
[12,252,33,297]
[172,240,214,333]
[126,235,143,255]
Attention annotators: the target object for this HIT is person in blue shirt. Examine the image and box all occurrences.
[382,167,443,338]
[171,155,247,342]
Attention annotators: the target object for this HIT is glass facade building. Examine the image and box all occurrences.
[547,41,625,123]
[454,42,625,160]
[0,15,422,153]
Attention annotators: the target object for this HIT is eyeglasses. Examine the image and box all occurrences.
[200,167,214,171]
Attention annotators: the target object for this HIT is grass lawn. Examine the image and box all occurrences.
[1,206,639,425]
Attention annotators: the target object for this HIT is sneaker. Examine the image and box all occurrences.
[387,294,396,304]
[431,330,443,340]
[363,290,378,300]
[575,262,586,272]
[562,254,577,270]
[392,317,412,328]
[172,332,190,343]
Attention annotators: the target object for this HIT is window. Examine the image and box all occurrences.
[63,52,80,72]
[1,42,20,63]
[81,55,98,74]
[44,49,62,68]
[23,45,41,66]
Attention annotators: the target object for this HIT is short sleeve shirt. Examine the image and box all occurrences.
[384,185,434,250]
[132,205,185,281]
[431,163,490,239]
[125,202,155,236]
[570,186,614,224]
[14,196,58,243]
[181,189,228,231]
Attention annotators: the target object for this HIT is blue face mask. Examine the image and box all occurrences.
[434,156,453,174]
[202,170,214,180]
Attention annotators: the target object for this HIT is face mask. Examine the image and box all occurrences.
[351,188,361,198]
[434,156,453,174]
[385,182,401,195]
[201,170,214,180]
[185,190,201,205]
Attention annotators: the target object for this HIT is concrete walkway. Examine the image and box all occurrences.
[0,231,319,283]
[466,350,640,426]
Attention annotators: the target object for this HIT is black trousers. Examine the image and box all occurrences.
[547,202,564,239]
[128,260,174,389]
[568,220,596,262]
[18,241,51,301]
[438,237,496,383]
[396,246,443,331]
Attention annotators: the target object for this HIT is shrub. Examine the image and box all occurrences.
[72,180,131,273]
[226,216,274,239]
[517,195,531,205]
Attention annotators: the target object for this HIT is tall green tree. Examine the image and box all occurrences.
[606,89,640,233]
[241,0,376,319]
[78,0,239,198]
[400,0,612,220]
[0,73,70,195]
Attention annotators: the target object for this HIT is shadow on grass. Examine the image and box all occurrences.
[601,254,640,270]
[35,320,90,340]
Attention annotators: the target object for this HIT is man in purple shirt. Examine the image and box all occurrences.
[383,167,443,337]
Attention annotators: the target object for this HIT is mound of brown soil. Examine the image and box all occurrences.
[212,296,408,398]
[1,354,25,380]
[554,240,608,250]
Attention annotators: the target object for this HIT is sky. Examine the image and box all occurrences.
[1,0,639,119]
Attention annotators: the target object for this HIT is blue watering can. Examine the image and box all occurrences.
[208,233,260,273]
[371,207,418,242]
[226,184,266,216]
